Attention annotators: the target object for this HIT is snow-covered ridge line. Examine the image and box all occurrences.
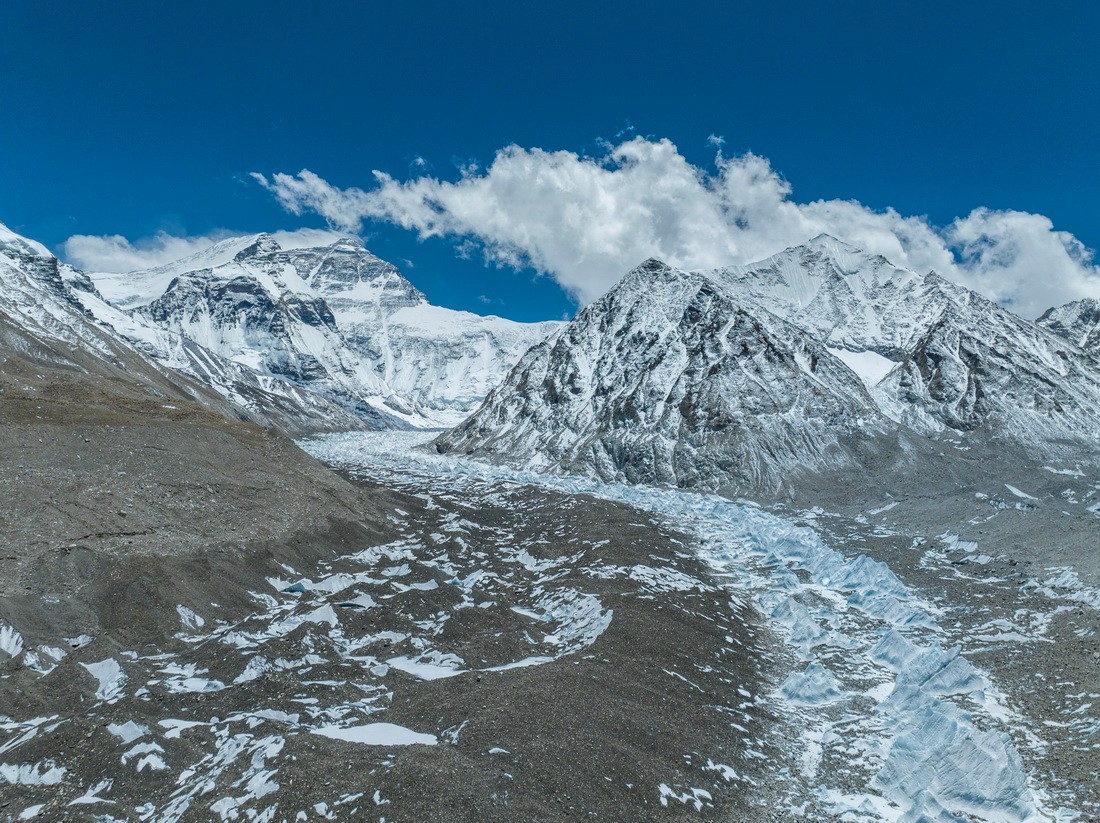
[302,431,1074,822]
[1,221,562,433]
[84,231,562,430]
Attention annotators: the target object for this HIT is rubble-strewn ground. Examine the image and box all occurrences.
[303,432,1093,823]
[0,368,779,822]
[3,329,1097,822]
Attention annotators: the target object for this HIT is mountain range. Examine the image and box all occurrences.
[4,221,1099,493]
[1,225,560,435]
[437,235,1100,491]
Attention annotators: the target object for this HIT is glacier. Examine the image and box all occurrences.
[302,430,1077,822]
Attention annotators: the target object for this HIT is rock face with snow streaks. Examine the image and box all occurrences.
[1038,297,1100,356]
[436,258,896,492]
[292,237,562,426]
[83,232,561,431]
[438,236,1100,491]
[708,235,1100,445]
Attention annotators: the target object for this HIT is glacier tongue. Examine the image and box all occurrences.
[302,431,1073,822]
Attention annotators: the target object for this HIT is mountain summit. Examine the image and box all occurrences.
[436,256,897,491]
[82,233,562,429]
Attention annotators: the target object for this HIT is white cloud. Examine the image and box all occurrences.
[251,172,372,234]
[62,227,350,272]
[269,228,349,250]
[253,137,1100,318]
[62,230,235,272]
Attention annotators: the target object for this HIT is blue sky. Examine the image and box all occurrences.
[1,0,1097,320]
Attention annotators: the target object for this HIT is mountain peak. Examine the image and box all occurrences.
[795,234,870,267]
[1038,297,1100,354]
[233,233,281,260]
[327,235,365,250]
[806,232,855,249]
[615,257,692,294]
[0,221,52,259]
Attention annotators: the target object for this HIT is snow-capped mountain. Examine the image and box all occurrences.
[0,223,248,420]
[1,222,371,433]
[0,222,156,372]
[283,238,562,426]
[707,236,1100,445]
[1038,298,1100,356]
[436,258,897,492]
[437,238,1100,492]
[88,234,561,429]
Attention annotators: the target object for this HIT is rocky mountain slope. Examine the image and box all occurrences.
[437,258,901,492]
[0,224,232,419]
[437,237,1100,492]
[1038,297,1100,356]
[708,235,1100,445]
[88,234,561,429]
[0,224,365,435]
[0,222,393,648]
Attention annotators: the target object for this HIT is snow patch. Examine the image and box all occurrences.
[311,723,437,746]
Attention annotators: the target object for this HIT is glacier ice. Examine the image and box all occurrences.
[301,430,1072,822]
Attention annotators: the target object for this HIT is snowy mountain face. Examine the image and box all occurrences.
[437,259,897,492]
[1038,298,1100,356]
[88,235,561,430]
[285,239,562,426]
[0,224,382,434]
[707,236,1100,446]
[0,224,252,420]
[438,238,1100,492]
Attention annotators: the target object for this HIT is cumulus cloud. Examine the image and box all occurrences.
[62,227,349,272]
[253,137,1100,318]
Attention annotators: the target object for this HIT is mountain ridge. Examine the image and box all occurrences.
[437,239,1100,492]
[436,256,903,492]
[75,227,564,430]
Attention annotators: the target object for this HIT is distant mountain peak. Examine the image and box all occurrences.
[1038,297,1100,354]
[636,256,672,272]
[0,221,52,259]
[327,235,365,249]
[234,233,281,260]
[805,232,862,252]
